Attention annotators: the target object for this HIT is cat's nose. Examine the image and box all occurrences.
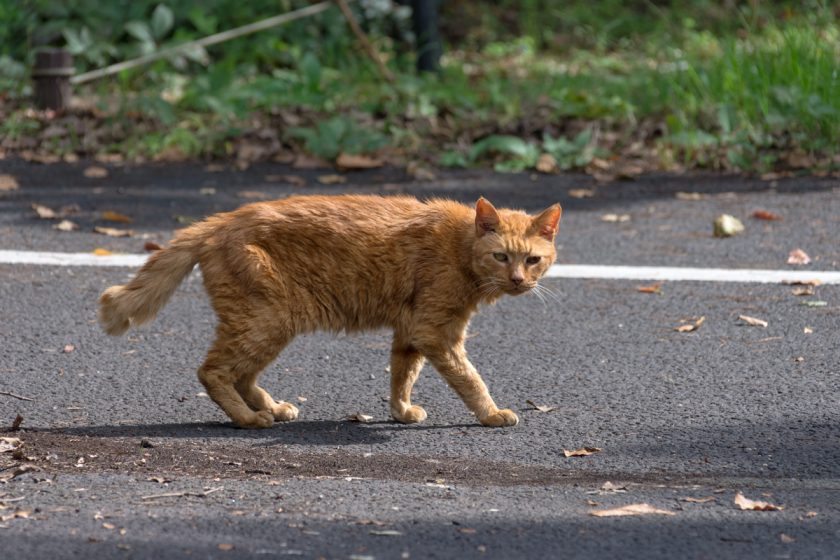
[511,278,523,286]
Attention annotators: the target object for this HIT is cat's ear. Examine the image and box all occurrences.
[475,197,501,237]
[532,203,562,240]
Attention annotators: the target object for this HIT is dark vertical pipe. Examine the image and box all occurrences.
[32,49,74,111]
[411,0,441,72]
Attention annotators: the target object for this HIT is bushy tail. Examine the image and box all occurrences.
[98,224,208,336]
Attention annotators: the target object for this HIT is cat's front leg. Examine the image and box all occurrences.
[418,340,518,428]
[389,340,428,424]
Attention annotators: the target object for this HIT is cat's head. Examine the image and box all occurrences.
[471,197,561,297]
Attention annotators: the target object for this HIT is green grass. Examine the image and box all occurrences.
[1,2,838,173]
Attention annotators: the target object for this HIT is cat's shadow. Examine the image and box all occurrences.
[48,419,480,446]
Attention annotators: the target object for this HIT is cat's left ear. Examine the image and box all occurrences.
[532,203,562,240]
[475,197,501,237]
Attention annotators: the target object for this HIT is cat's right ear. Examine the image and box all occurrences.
[475,197,500,237]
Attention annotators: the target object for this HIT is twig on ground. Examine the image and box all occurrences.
[141,486,223,500]
[0,391,34,402]
[334,0,395,83]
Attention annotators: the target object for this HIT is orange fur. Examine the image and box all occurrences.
[98,195,561,429]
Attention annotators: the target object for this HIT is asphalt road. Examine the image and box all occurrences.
[1,160,839,559]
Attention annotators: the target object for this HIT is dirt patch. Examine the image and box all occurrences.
[3,429,586,487]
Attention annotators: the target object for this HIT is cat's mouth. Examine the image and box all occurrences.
[507,283,533,295]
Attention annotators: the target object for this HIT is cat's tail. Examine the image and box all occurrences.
[98,222,210,336]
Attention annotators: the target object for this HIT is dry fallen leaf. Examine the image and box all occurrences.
[734,492,783,511]
[93,226,132,238]
[317,174,347,185]
[32,203,57,219]
[681,496,716,503]
[54,219,78,232]
[84,166,109,178]
[102,522,116,530]
[568,188,594,199]
[296,396,307,403]
[637,283,663,294]
[100,210,133,223]
[0,174,19,192]
[336,153,383,170]
[292,154,330,169]
[345,413,373,423]
[535,153,558,174]
[738,315,768,328]
[563,447,601,458]
[63,344,75,353]
[601,213,631,223]
[782,279,821,287]
[752,210,782,221]
[237,191,271,200]
[265,174,306,187]
[713,214,745,238]
[144,241,163,252]
[804,327,813,334]
[217,543,234,551]
[675,192,706,201]
[590,503,675,517]
[92,248,113,256]
[675,316,705,333]
[791,286,815,296]
[780,533,796,544]
[525,400,556,413]
[787,249,811,265]
[0,437,22,453]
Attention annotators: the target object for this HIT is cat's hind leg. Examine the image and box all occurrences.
[390,338,427,424]
[198,330,285,429]
[236,376,299,422]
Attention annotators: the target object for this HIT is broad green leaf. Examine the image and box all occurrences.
[125,21,154,44]
[150,4,174,40]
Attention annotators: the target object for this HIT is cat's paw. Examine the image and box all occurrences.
[479,408,519,427]
[273,402,299,422]
[392,405,428,424]
[236,410,274,429]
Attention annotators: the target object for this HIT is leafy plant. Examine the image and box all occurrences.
[287,116,388,160]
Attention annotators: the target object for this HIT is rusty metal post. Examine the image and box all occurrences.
[32,49,74,111]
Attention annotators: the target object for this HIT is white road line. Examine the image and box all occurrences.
[1,250,839,284]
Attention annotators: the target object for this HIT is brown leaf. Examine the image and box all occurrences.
[675,316,705,332]
[563,447,601,458]
[525,400,556,413]
[791,286,815,296]
[601,213,631,223]
[265,174,306,187]
[62,344,75,353]
[144,242,163,252]
[344,413,373,423]
[0,437,22,453]
[636,283,663,294]
[675,192,706,201]
[292,154,330,169]
[590,503,675,517]
[317,174,347,185]
[237,191,271,200]
[217,543,234,551]
[92,248,113,256]
[93,226,132,238]
[535,153,558,174]
[734,491,783,511]
[751,210,782,221]
[100,210,133,223]
[32,203,57,219]
[336,153,383,170]
[787,249,811,265]
[738,315,768,328]
[568,188,594,199]
[102,522,116,530]
[83,166,109,179]
[780,533,796,544]
[0,174,19,192]
[54,220,78,232]
[681,496,715,503]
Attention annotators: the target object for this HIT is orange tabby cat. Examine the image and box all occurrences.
[99,195,561,429]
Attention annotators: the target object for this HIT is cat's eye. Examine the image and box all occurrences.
[525,256,541,265]
[493,252,509,262]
